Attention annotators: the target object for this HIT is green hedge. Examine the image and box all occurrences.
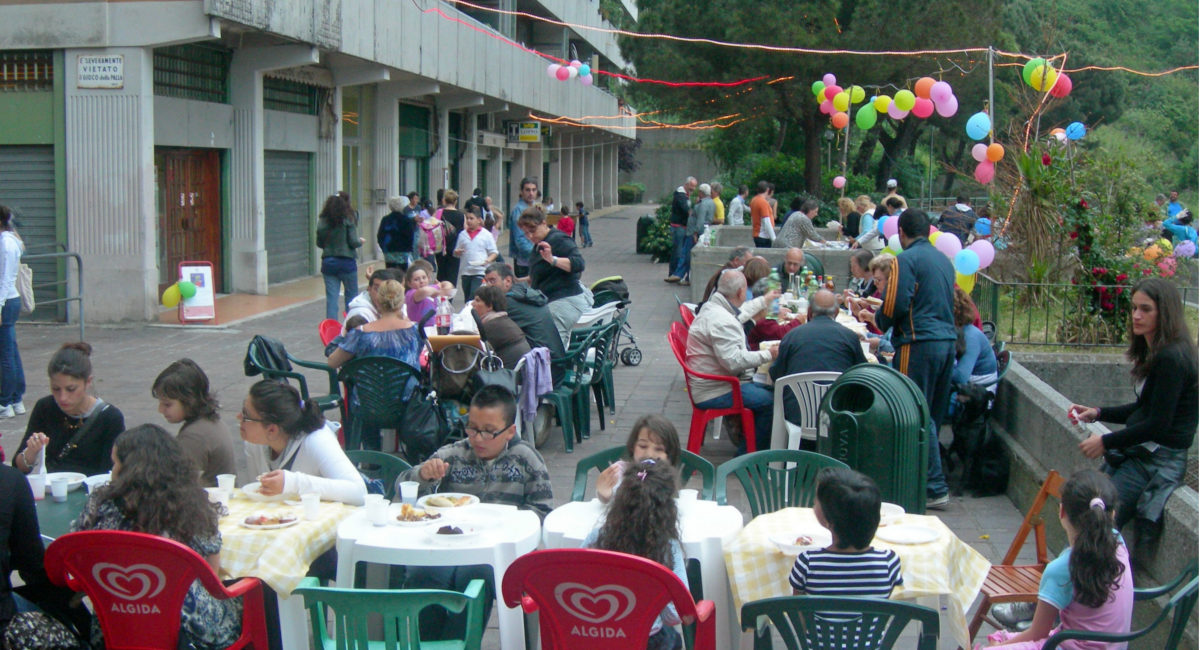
[617,182,646,204]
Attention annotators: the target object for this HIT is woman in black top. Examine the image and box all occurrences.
[435,189,465,287]
[517,205,588,348]
[1069,278,1198,532]
[12,343,125,477]
[377,195,417,270]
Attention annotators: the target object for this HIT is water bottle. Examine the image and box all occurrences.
[435,297,452,335]
[797,294,809,316]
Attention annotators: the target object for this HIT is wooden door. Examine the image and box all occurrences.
[157,149,222,294]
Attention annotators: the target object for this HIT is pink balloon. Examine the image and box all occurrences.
[887,103,909,120]
[912,97,935,119]
[882,216,899,239]
[935,231,963,257]
[556,66,570,81]
[929,225,939,235]
[547,64,561,78]
[971,143,989,162]
[569,59,582,68]
[974,161,995,184]
[934,95,958,118]
[824,85,843,99]
[580,74,593,86]
[968,240,996,269]
[823,73,837,87]
[930,81,953,104]
[1049,72,1072,98]
[833,175,846,189]
[820,99,833,115]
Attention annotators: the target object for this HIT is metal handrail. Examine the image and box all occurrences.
[21,250,84,341]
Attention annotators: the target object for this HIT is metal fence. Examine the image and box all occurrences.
[22,249,84,342]
[973,273,1198,348]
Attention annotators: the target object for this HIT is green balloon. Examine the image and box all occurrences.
[178,280,197,299]
[855,105,878,130]
[1022,57,1046,85]
[812,80,825,97]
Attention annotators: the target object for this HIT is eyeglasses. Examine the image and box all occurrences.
[238,410,266,424]
[465,425,512,440]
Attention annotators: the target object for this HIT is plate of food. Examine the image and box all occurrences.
[391,503,443,527]
[84,473,112,493]
[45,472,87,491]
[768,529,832,556]
[879,502,906,527]
[240,513,300,530]
[241,481,288,503]
[417,493,480,512]
[875,524,939,545]
[426,524,479,543]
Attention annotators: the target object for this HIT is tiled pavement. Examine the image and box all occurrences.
[1,204,1028,648]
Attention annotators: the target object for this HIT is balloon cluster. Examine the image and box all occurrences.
[812,73,958,132]
[161,280,197,308]
[1022,58,1072,98]
[961,111,999,183]
[547,60,593,86]
[874,218,996,291]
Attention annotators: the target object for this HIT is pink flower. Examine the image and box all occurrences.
[1115,273,1128,282]
[1079,199,1089,209]
[1042,154,1052,166]
[1069,231,1078,239]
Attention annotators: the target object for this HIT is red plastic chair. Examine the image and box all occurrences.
[318,318,342,346]
[679,303,696,327]
[668,321,757,454]
[45,530,269,650]
[501,548,715,650]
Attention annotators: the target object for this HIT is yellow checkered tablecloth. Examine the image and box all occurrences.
[724,507,989,648]
[218,494,356,596]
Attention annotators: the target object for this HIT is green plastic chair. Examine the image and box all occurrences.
[337,356,424,452]
[246,336,343,420]
[346,450,412,500]
[293,576,485,650]
[715,450,850,517]
[569,445,717,501]
[1043,577,1199,649]
[543,329,600,452]
[741,595,939,650]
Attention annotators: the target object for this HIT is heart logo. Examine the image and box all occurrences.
[92,563,167,601]
[553,583,636,624]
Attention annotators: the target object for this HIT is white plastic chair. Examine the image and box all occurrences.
[770,371,841,450]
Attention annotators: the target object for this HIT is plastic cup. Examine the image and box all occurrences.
[679,488,699,502]
[27,474,45,500]
[366,497,389,526]
[301,493,321,520]
[205,487,231,509]
[51,477,69,502]
[216,474,236,492]
[399,481,420,505]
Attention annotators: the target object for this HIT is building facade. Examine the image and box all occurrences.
[0,0,634,321]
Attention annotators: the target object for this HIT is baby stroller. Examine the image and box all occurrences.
[589,276,642,366]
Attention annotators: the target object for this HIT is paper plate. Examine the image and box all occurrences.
[45,472,87,491]
[239,514,300,530]
[84,473,112,493]
[879,502,906,526]
[389,503,444,527]
[876,524,939,545]
[768,529,832,556]
[241,482,288,503]
[417,493,480,512]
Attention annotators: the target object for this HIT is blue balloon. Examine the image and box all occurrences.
[1065,121,1086,140]
[578,64,591,78]
[965,112,991,141]
[954,249,981,276]
[877,216,889,234]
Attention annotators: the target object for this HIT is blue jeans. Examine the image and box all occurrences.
[321,257,358,320]
[405,564,494,641]
[0,296,24,406]
[696,382,774,453]
[672,232,695,279]
[579,218,592,245]
[461,274,483,303]
[669,226,688,276]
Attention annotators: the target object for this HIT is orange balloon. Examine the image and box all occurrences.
[986,143,1005,162]
[1049,127,1065,135]
[914,77,936,99]
[831,111,849,129]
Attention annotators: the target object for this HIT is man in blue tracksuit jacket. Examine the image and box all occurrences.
[875,208,954,506]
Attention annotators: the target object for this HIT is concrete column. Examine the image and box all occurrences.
[605,140,616,207]
[466,111,479,197]
[436,106,450,191]
[488,146,503,211]
[374,84,402,213]
[64,46,156,321]
[584,134,596,211]
[312,87,341,269]
[559,130,572,210]
[228,45,319,294]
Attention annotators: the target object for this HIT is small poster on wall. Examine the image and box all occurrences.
[179,261,216,322]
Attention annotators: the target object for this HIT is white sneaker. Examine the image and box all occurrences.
[12,402,24,415]
[0,405,13,419]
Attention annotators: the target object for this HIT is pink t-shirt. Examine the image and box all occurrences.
[1039,541,1134,650]
[405,289,435,325]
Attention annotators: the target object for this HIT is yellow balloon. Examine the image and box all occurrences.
[162,283,182,308]
[894,90,916,112]
[849,85,866,104]
[874,95,891,113]
[1157,238,1173,250]
[833,91,850,112]
[956,272,976,294]
[1029,64,1058,92]
[929,231,941,244]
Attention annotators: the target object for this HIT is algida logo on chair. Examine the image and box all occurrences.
[92,563,167,613]
[554,582,637,639]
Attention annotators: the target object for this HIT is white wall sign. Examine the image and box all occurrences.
[77,55,124,89]
[179,261,216,322]
[506,121,541,143]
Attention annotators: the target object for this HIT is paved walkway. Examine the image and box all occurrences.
[1,203,1027,648]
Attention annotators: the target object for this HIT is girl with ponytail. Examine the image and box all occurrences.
[236,379,366,505]
[985,470,1134,649]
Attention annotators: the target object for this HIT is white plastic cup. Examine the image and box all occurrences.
[399,481,420,505]
[205,487,231,509]
[27,474,46,500]
[679,488,699,503]
[51,477,69,503]
[301,493,321,520]
[216,474,236,492]
[366,498,389,526]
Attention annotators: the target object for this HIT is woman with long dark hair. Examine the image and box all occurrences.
[1068,278,1198,541]
[0,205,24,419]
[316,193,364,320]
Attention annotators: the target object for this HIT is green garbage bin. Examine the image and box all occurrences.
[818,364,929,513]
[636,214,656,254]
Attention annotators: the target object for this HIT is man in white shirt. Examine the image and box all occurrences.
[727,185,749,226]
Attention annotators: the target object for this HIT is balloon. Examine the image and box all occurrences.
[849,85,865,104]
[874,95,891,113]
[930,81,953,103]
[831,111,849,129]
[812,80,826,97]
[825,84,843,100]
[971,143,989,162]
[1022,57,1046,85]
[877,216,889,234]
[968,240,995,268]
[986,143,1005,162]
[547,64,561,78]
[956,272,976,293]
[1066,121,1086,140]
[911,97,935,119]
[820,99,834,115]
[818,87,830,103]
[1053,131,1068,143]
[178,280,197,299]
[974,161,995,184]
[894,89,916,111]
[965,112,991,140]
[578,64,591,77]
[162,284,181,308]
[566,65,578,79]
[580,74,593,86]
[555,66,570,81]
[954,249,981,275]
[833,175,846,189]
[1029,64,1057,92]
[914,77,936,99]
[855,105,878,129]
[833,91,850,112]
[887,103,909,120]
[569,59,581,68]
[935,232,963,257]
[929,231,942,244]
[823,73,837,87]
[886,234,902,253]
[929,225,939,235]
[1049,72,1072,98]
[882,216,899,238]
[934,94,958,118]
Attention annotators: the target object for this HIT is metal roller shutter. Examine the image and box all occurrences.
[0,146,60,320]
[263,150,312,284]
